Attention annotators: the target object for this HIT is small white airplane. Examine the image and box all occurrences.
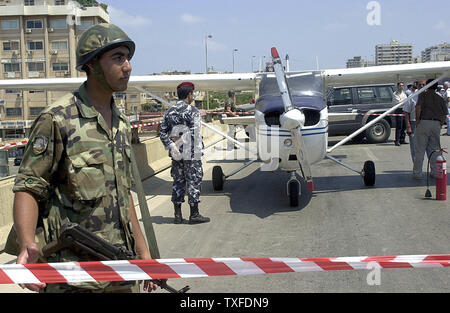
[1,47,449,206]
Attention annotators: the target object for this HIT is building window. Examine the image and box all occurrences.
[55,0,65,5]
[29,107,45,116]
[3,41,20,51]
[26,20,43,29]
[50,41,68,50]
[1,20,19,30]
[6,108,22,117]
[5,90,22,95]
[27,62,44,72]
[24,0,35,5]
[27,41,44,51]
[50,19,67,29]
[52,62,69,72]
[3,63,21,73]
[78,20,94,30]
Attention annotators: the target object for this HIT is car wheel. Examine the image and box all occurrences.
[365,119,391,143]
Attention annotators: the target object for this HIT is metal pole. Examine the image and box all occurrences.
[205,35,212,110]
[232,49,237,73]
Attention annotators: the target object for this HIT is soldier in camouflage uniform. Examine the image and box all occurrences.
[11,23,158,293]
[160,82,210,224]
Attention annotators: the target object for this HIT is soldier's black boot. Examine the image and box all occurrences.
[189,203,210,224]
[174,203,183,224]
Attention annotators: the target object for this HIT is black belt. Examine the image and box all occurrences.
[421,118,440,121]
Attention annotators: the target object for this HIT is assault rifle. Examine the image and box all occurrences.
[42,222,190,293]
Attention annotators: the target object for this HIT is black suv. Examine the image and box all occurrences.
[327,84,396,143]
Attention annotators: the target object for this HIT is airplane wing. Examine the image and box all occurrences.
[0,73,257,92]
[220,116,255,125]
[323,61,450,87]
[2,61,449,92]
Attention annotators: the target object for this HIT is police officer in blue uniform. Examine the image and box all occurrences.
[160,82,210,224]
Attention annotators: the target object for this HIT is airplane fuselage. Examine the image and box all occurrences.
[253,72,328,172]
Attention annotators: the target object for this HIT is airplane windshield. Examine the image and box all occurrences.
[256,71,326,113]
[258,71,323,97]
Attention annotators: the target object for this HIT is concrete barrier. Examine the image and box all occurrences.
[0,121,227,249]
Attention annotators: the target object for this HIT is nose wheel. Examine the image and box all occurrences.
[212,166,225,191]
[287,172,300,207]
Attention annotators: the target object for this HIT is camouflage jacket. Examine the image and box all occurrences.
[13,83,135,290]
[159,101,203,160]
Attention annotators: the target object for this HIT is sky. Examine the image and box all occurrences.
[101,0,450,75]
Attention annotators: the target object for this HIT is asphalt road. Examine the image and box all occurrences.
[138,131,450,293]
[1,131,450,293]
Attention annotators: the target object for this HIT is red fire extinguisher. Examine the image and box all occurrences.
[435,154,447,201]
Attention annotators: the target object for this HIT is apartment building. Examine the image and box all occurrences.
[421,43,450,63]
[375,40,413,66]
[346,56,375,68]
[0,0,109,139]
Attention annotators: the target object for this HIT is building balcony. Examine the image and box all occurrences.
[1,3,109,23]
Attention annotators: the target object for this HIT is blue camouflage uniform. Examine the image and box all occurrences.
[160,100,203,206]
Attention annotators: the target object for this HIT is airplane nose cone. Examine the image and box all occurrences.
[280,109,305,130]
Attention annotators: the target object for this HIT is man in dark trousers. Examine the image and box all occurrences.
[393,82,407,146]
[160,82,210,224]
[413,79,448,179]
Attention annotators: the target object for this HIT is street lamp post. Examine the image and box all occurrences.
[205,34,212,110]
[251,55,256,72]
[232,48,238,73]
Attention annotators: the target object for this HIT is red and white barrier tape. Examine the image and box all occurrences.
[130,120,162,129]
[0,122,164,151]
[1,254,449,285]
[0,140,28,151]
[208,111,255,115]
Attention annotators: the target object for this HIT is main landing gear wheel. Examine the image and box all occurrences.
[288,180,300,207]
[362,160,376,186]
[212,166,225,191]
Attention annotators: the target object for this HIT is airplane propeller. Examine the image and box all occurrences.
[271,47,314,205]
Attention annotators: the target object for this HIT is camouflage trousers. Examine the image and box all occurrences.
[171,159,203,206]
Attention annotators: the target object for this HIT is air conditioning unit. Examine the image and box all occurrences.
[27,50,33,55]
[25,29,32,33]
[11,50,19,55]
[50,50,58,55]
[64,70,70,75]
[48,28,54,33]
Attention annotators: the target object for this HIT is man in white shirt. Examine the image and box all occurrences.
[403,83,422,161]
[393,82,408,146]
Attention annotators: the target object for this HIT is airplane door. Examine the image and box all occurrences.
[327,87,357,136]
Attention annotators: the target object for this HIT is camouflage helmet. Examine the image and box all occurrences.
[76,23,135,71]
